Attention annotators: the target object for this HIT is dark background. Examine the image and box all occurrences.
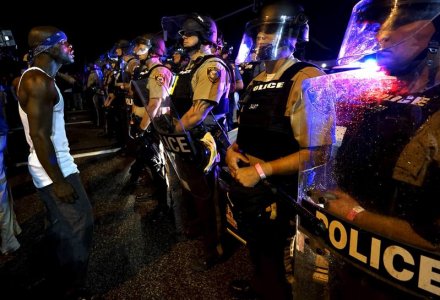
[0,0,357,73]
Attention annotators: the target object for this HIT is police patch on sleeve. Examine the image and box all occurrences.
[207,67,220,83]
[155,74,165,86]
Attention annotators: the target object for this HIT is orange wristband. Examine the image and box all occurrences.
[346,205,365,221]
[254,163,266,180]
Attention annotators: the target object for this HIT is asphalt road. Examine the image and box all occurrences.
[0,120,256,299]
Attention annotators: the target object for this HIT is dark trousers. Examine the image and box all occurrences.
[247,215,292,300]
[174,157,223,257]
[37,173,94,293]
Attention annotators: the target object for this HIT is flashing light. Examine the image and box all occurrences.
[360,58,380,71]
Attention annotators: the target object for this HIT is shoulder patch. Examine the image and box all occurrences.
[207,67,220,83]
[155,73,165,86]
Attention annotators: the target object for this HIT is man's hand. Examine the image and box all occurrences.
[324,189,360,219]
[233,165,261,187]
[104,93,116,107]
[53,180,78,204]
[225,143,249,176]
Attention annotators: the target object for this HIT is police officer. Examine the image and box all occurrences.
[128,34,173,220]
[169,47,189,73]
[300,0,440,298]
[160,13,231,270]
[225,1,327,299]
[104,39,131,148]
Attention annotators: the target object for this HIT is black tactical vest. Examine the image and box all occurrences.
[237,62,316,190]
[171,55,231,118]
[237,62,315,161]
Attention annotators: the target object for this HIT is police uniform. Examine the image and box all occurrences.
[147,65,173,107]
[131,64,173,118]
[233,57,326,299]
[129,63,173,193]
[173,55,230,122]
[170,54,231,263]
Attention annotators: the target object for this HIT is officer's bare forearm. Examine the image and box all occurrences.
[175,112,202,132]
[354,211,437,251]
[142,98,161,130]
[247,149,311,177]
[175,99,213,132]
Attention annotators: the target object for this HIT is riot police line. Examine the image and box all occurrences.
[128,1,440,298]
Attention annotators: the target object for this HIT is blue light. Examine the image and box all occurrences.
[361,58,379,71]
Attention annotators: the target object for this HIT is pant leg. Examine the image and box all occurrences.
[176,158,223,257]
[248,216,293,300]
[0,178,21,254]
[0,135,20,254]
[37,173,94,290]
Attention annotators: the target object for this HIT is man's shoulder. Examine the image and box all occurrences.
[150,65,173,80]
[195,56,229,80]
[20,69,53,89]
[151,65,173,75]
[203,56,228,68]
[293,61,326,78]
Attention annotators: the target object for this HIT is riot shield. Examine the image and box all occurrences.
[294,69,440,299]
[131,79,222,192]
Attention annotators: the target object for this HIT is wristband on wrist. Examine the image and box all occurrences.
[254,163,266,180]
[346,205,365,221]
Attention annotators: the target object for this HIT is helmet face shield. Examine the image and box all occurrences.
[235,19,300,64]
[338,0,440,66]
[162,15,188,42]
[162,14,217,45]
[134,40,151,56]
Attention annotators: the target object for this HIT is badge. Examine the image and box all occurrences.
[155,73,165,86]
[207,67,220,83]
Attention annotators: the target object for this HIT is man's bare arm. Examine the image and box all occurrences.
[19,73,77,203]
[175,99,214,133]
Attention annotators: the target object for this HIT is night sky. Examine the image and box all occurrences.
[1,0,357,73]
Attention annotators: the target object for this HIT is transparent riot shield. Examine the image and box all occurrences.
[294,69,440,299]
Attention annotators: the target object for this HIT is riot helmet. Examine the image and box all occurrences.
[338,0,440,68]
[138,34,167,58]
[161,13,217,47]
[180,14,217,45]
[115,39,130,50]
[108,39,131,60]
[235,1,309,64]
[133,36,150,56]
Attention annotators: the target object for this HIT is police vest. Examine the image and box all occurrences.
[237,62,316,161]
[335,84,440,245]
[171,55,231,118]
[237,62,317,190]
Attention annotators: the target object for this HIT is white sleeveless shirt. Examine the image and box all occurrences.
[18,67,78,188]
